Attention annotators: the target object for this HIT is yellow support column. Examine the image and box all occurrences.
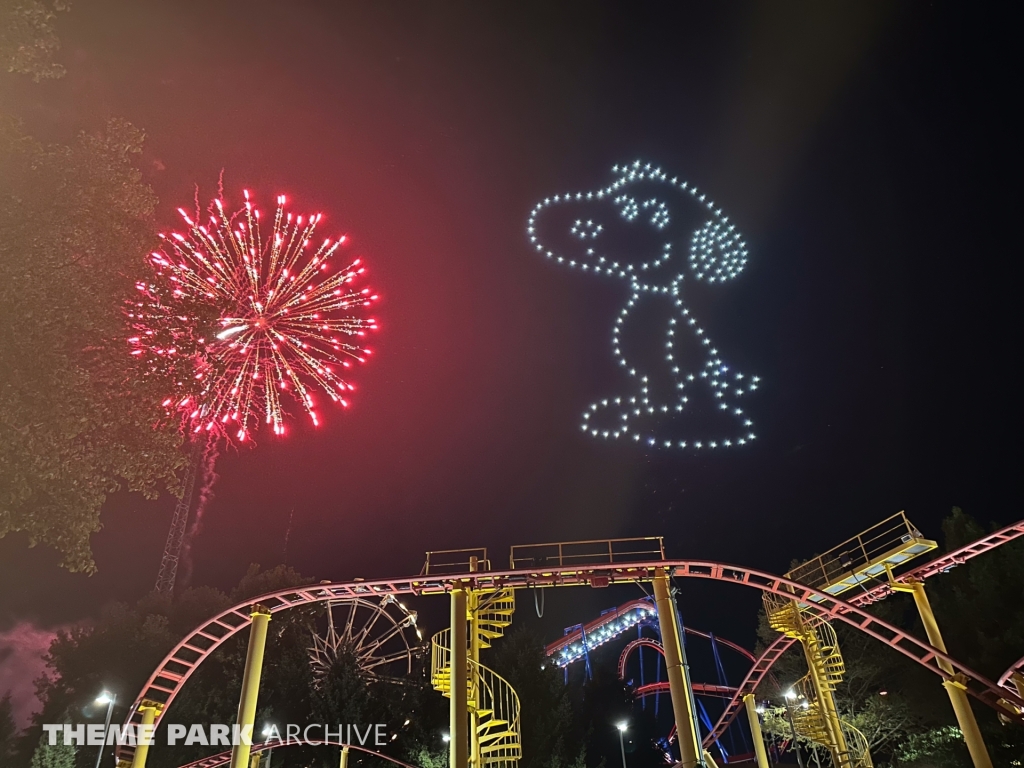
[129,701,161,768]
[743,695,770,768]
[468,558,481,768]
[653,568,702,768]
[890,577,993,768]
[340,745,350,768]
[450,587,469,768]
[230,605,273,768]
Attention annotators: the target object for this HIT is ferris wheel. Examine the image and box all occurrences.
[309,593,425,682]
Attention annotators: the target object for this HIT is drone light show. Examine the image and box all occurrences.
[527,160,758,451]
[126,190,378,442]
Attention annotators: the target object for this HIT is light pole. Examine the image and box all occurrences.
[93,691,116,768]
[615,722,628,768]
[783,691,805,768]
[261,725,275,768]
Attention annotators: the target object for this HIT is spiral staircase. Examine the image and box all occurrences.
[432,588,521,768]
[764,595,873,768]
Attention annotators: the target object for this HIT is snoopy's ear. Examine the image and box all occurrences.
[688,219,748,283]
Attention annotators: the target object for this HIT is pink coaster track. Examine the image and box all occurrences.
[116,549,1024,765]
[702,517,1024,748]
[1000,654,1024,695]
[174,739,417,768]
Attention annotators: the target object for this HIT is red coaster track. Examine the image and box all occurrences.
[174,738,417,768]
[702,518,1024,747]
[115,540,1024,766]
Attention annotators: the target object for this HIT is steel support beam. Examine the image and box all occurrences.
[229,606,272,768]
[128,702,160,768]
[653,568,702,768]
[892,578,993,768]
[450,588,469,768]
[743,694,770,768]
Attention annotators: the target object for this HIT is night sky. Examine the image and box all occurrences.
[0,1,1018,681]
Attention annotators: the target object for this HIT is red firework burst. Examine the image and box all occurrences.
[126,189,378,442]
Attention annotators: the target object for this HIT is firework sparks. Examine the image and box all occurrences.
[127,190,378,442]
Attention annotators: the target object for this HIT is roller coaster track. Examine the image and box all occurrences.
[636,681,737,699]
[174,738,417,768]
[616,636,755,683]
[619,637,671,678]
[115,556,1024,765]
[619,639,745,700]
[545,598,654,658]
[702,518,1024,748]
[544,598,756,666]
[1000,654,1024,695]
[852,517,1024,605]
[545,598,757,705]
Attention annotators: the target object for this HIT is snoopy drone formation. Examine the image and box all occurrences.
[527,160,759,451]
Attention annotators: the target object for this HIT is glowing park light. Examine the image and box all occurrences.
[126,189,378,442]
[527,160,758,451]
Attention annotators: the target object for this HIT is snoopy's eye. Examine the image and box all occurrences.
[570,219,603,240]
[642,199,670,229]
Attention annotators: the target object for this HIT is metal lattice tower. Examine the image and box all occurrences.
[154,437,203,596]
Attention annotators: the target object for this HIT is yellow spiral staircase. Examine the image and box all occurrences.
[764,595,873,768]
[432,588,521,768]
